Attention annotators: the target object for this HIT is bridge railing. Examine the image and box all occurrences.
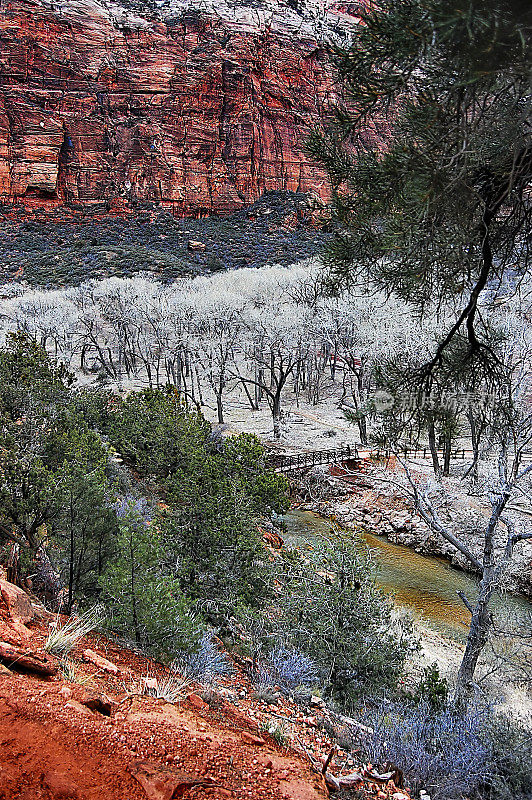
[266,445,532,474]
[393,447,532,462]
[267,445,360,473]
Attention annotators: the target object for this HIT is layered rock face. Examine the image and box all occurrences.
[0,0,352,217]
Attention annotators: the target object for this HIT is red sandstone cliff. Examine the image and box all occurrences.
[0,0,351,217]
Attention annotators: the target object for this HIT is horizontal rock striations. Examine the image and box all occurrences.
[0,0,353,217]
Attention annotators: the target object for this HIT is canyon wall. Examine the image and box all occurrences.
[0,0,351,217]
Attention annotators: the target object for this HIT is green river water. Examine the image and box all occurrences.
[283,508,532,643]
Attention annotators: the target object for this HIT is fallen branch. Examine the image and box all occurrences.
[363,766,404,788]
[327,708,374,736]
[0,640,59,676]
[322,746,336,774]
[129,761,219,799]
[294,735,363,792]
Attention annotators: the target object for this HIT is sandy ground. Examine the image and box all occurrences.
[414,620,532,727]
[202,388,361,450]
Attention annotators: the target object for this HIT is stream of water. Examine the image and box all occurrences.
[283,508,532,643]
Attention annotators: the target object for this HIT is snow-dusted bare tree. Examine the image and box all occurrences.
[238,299,312,439]
[0,288,78,367]
[193,287,244,424]
[393,300,532,704]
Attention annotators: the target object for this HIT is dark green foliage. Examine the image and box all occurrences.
[100,388,211,479]
[100,498,202,657]
[276,536,417,707]
[204,433,290,517]
[408,663,449,710]
[1,193,328,287]
[370,354,465,475]
[162,433,288,613]
[0,331,73,417]
[0,339,413,699]
[50,431,117,611]
[0,340,287,642]
[92,386,288,648]
[96,388,288,515]
[90,386,288,620]
[0,335,115,579]
[309,0,532,387]
[162,493,273,613]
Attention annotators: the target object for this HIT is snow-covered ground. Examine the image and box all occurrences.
[202,386,360,450]
[37,0,358,39]
[414,620,532,727]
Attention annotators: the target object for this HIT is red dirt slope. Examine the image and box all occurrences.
[0,574,410,800]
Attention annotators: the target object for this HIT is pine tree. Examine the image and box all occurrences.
[278,536,417,707]
[100,498,201,657]
[309,0,532,389]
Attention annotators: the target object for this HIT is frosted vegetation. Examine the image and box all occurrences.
[2,266,531,797]
[0,261,441,442]
[111,0,356,39]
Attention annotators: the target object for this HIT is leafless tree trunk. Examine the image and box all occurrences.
[401,449,532,706]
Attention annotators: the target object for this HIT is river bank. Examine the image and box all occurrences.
[411,619,532,725]
[294,459,532,600]
[282,506,532,726]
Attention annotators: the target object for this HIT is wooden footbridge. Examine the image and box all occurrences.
[266,445,532,475]
[266,445,362,474]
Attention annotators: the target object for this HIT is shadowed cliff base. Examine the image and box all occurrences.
[0,192,330,287]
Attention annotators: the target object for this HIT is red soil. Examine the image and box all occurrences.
[0,577,410,800]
